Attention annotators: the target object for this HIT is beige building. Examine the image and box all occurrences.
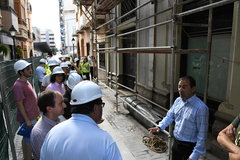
[74,0,240,158]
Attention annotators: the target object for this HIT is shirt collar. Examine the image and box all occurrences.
[181,94,196,105]
[42,115,60,126]
[53,82,62,87]
[71,114,98,127]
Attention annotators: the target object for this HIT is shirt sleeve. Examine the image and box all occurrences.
[158,99,178,130]
[232,115,240,128]
[189,105,209,160]
[105,142,122,160]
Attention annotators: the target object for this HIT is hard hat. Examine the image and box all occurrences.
[14,60,31,73]
[65,61,71,66]
[64,55,70,58]
[60,62,68,68]
[66,73,83,90]
[39,58,47,64]
[70,81,102,105]
[52,66,65,75]
[48,58,59,67]
[74,57,79,63]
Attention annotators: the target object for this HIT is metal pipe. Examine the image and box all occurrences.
[118,96,170,136]
[176,0,237,17]
[204,0,213,103]
[114,4,119,112]
[117,20,173,37]
[96,18,115,30]
[117,1,151,21]
[117,46,172,51]
[97,47,116,50]
[168,0,178,159]
[106,75,169,112]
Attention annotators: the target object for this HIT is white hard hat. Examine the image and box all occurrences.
[60,62,68,68]
[74,57,79,63]
[70,81,102,105]
[64,55,70,58]
[48,58,59,67]
[66,73,83,90]
[39,58,47,64]
[14,60,31,73]
[52,66,65,75]
[65,61,71,66]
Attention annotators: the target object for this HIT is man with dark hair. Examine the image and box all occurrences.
[13,60,40,160]
[31,90,66,160]
[148,76,209,160]
[41,81,122,160]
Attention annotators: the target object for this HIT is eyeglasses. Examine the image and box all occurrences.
[97,102,105,108]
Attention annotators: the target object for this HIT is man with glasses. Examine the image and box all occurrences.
[40,81,122,160]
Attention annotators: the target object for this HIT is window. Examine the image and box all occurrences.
[99,43,105,69]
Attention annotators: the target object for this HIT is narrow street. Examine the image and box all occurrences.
[11,81,222,160]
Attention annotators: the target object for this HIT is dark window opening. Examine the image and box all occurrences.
[99,43,105,69]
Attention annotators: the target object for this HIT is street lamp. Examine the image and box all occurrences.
[9,25,17,59]
[71,37,75,57]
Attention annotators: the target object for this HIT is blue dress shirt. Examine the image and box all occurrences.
[159,95,209,160]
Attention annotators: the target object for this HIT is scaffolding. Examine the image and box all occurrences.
[77,0,239,159]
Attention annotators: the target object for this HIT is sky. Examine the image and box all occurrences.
[31,0,61,49]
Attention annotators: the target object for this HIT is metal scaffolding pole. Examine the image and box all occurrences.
[204,0,213,103]
[176,0,237,17]
[114,3,119,112]
[168,0,178,159]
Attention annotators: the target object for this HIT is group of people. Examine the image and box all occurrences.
[13,57,121,160]
[12,56,239,160]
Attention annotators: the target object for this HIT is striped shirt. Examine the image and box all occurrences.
[159,95,209,160]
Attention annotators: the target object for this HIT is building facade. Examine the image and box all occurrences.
[74,0,240,158]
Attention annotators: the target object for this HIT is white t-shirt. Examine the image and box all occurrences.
[36,66,46,82]
[41,74,51,87]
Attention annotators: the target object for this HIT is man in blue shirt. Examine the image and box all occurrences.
[40,81,122,160]
[148,76,209,160]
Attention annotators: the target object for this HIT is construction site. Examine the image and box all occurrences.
[0,0,240,159]
[71,0,240,159]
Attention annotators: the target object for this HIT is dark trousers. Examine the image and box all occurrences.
[172,138,196,160]
[83,72,90,80]
[90,66,94,79]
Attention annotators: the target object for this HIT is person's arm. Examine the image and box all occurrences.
[71,62,82,75]
[189,106,209,160]
[16,100,32,128]
[217,124,240,153]
[148,99,177,134]
[229,152,240,160]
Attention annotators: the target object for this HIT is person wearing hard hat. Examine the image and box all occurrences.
[45,66,66,95]
[63,73,83,119]
[40,81,122,160]
[12,60,40,160]
[31,90,66,160]
[60,62,70,77]
[41,58,59,91]
[36,58,47,92]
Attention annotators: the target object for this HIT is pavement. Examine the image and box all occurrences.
[10,82,221,160]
